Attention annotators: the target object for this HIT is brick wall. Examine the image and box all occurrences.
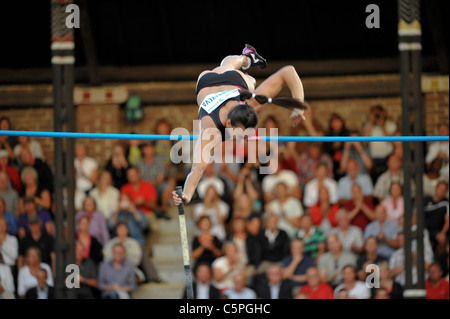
[1,78,448,168]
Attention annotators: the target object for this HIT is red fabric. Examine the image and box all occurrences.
[309,203,340,228]
[344,199,374,231]
[77,233,91,259]
[300,282,335,299]
[425,279,449,299]
[120,180,157,214]
[4,165,22,193]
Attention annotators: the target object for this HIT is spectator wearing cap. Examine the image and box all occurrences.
[0,149,21,193]
[17,196,53,240]
[17,214,55,273]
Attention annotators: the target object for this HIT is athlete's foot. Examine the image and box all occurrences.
[241,44,267,70]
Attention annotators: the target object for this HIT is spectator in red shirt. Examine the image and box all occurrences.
[344,184,375,232]
[0,150,21,193]
[426,262,449,299]
[120,167,158,256]
[299,266,334,299]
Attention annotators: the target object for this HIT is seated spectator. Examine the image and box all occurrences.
[0,171,19,218]
[13,132,45,162]
[108,192,148,246]
[426,123,449,179]
[98,243,137,299]
[120,167,158,256]
[331,209,364,254]
[74,143,99,210]
[102,222,161,284]
[18,166,52,214]
[76,216,103,265]
[265,182,303,238]
[233,167,262,216]
[425,262,449,299]
[336,287,349,299]
[136,141,174,219]
[17,247,53,298]
[75,196,110,246]
[74,240,99,299]
[317,234,357,288]
[193,185,229,242]
[24,267,55,299]
[299,266,334,299]
[333,265,370,299]
[303,162,338,209]
[373,261,403,299]
[0,149,22,193]
[323,112,350,180]
[296,142,333,186]
[254,264,293,299]
[362,105,397,182]
[373,154,415,203]
[339,130,373,176]
[436,236,448,279]
[17,196,53,239]
[389,232,433,288]
[232,193,257,220]
[246,212,262,237]
[125,137,142,167]
[423,157,449,198]
[227,217,260,277]
[309,186,339,236]
[196,163,229,203]
[364,205,399,259]
[0,262,15,299]
[18,147,53,194]
[380,182,404,226]
[294,214,326,262]
[212,242,246,293]
[281,239,315,289]
[224,270,256,299]
[0,197,17,236]
[343,184,375,232]
[356,236,388,282]
[0,217,18,267]
[104,143,130,190]
[191,216,223,273]
[424,181,449,254]
[89,170,120,221]
[18,215,55,272]
[337,159,373,205]
[261,160,301,204]
[256,214,290,274]
[183,263,221,299]
[0,116,17,160]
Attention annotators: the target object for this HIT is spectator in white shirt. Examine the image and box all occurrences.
[331,209,365,254]
[74,143,99,210]
[265,182,304,238]
[303,162,338,208]
[262,159,301,204]
[334,265,370,299]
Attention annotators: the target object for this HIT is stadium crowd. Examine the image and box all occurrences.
[0,107,448,300]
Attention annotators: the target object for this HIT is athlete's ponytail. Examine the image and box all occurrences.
[239,90,308,111]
